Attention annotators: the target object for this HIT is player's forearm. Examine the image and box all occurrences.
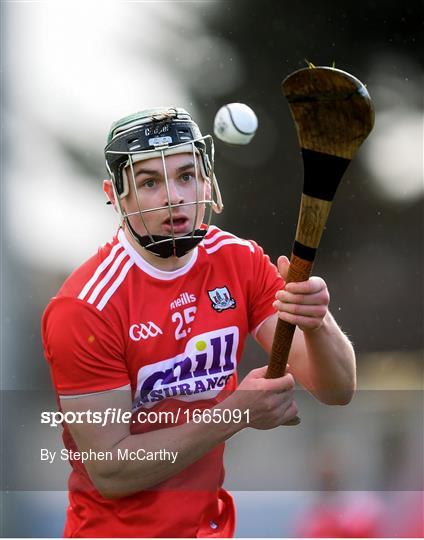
[302,311,356,405]
[89,405,244,498]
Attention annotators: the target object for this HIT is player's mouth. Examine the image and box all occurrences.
[162,215,190,234]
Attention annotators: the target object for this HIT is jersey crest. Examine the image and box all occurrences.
[208,286,236,312]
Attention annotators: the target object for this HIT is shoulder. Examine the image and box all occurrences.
[199,226,274,272]
[42,234,131,334]
[200,225,281,282]
[52,233,133,310]
[200,225,258,256]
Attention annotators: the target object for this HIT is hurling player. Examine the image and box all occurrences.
[42,108,355,537]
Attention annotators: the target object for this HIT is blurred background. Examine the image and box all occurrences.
[1,0,423,537]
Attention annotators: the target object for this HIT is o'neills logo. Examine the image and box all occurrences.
[133,327,239,410]
[170,292,196,310]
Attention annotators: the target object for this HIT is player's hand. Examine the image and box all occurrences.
[273,255,330,333]
[229,366,298,430]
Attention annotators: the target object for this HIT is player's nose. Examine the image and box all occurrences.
[163,178,184,206]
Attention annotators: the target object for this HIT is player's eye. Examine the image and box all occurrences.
[180,172,194,183]
[141,178,157,188]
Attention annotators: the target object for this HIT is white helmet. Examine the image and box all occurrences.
[105,107,223,258]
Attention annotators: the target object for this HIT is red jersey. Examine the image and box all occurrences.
[42,225,283,538]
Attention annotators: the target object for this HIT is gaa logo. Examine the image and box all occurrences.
[129,322,163,341]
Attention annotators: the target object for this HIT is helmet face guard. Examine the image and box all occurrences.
[105,108,223,258]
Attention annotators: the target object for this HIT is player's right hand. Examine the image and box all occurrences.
[230,366,298,430]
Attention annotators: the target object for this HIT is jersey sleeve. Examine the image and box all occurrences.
[246,242,285,335]
[42,297,130,396]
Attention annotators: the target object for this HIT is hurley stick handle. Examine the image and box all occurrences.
[266,192,332,379]
[266,255,313,379]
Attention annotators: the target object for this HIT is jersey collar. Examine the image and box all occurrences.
[118,229,198,280]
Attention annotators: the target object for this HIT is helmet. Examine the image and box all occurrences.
[105,107,223,258]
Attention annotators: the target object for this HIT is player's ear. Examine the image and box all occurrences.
[103,179,117,210]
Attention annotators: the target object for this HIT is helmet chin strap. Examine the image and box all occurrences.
[126,220,207,258]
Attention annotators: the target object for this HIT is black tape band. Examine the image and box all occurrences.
[302,148,351,201]
[292,241,317,262]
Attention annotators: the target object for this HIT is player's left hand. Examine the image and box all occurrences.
[273,255,330,333]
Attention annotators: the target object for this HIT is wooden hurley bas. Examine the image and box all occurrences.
[266,66,374,379]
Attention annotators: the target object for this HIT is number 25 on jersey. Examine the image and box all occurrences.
[172,307,197,340]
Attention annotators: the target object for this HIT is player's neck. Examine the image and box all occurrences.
[124,228,193,271]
